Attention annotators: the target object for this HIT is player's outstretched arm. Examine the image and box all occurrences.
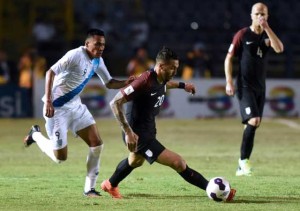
[166,81,196,95]
[110,91,138,152]
[105,76,136,89]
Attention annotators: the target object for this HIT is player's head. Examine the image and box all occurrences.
[251,2,268,25]
[155,47,179,83]
[85,28,105,58]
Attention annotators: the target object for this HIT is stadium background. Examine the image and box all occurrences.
[0,0,299,117]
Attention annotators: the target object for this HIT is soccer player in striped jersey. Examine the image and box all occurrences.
[23,28,134,197]
[224,2,284,176]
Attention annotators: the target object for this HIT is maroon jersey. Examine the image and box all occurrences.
[228,27,270,91]
[121,69,166,139]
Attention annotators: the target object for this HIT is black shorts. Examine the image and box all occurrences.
[122,132,165,164]
[237,87,265,124]
[137,137,166,164]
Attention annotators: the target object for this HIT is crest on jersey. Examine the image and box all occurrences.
[245,107,251,115]
[145,149,153,157]
[124,85,134,95]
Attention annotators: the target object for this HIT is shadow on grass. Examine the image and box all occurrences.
[125,193,201,199]
[125,193,300,204]
[230,196,300,204]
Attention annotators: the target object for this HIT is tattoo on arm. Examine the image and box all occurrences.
[110,92,132,133]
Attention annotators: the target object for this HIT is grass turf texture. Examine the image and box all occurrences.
[0,118,299,211]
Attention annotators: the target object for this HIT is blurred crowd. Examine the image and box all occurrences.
[0,0,299,92]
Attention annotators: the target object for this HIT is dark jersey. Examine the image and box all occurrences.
[228,27,270,91]
[121,69,166,139]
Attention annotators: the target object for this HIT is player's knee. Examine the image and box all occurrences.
[54,152,67,162]
[56,155,67,162]
[172,158,186,172]
[129,157,144,168]
[90,144,104,157]
[248,117,261,127]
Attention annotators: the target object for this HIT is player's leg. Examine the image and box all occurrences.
[23,107,68,163]
[237,88,262,176]
[242,117,260,159]
[156,149,208,190]
[101,153,145,198]
[73,104,103,197]
[76,124,103,197]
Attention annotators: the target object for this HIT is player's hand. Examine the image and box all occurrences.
[225,82,235,96]
[259,17,269,30]
[45,101,55,118]
[125,75,137,85]
[125,130,138,152]
[184,83,196,95]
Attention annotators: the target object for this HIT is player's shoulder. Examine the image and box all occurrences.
[137,69,153,80]
[65,46,83,56]
[64,46,88,63]
[235,27,249,36]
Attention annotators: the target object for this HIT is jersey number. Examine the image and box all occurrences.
[257,47,263,58]
[154,95,165,107]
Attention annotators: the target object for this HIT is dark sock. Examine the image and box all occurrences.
[241,124,257,159]
[109,158,134,187]
[179,165,209,190]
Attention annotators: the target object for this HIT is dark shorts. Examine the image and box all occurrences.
[237,87,265,124]
[137,137,166,164]
[122,132,165,164]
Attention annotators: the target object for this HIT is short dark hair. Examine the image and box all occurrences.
[156,46,178,62]
[86,28,105,38]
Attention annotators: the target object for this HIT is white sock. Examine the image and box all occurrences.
[32,132,61,164]
[84,145,103,192]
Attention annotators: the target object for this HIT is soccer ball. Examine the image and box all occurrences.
[206,177,231,202]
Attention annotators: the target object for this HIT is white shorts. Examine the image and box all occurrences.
[43,103,96,150]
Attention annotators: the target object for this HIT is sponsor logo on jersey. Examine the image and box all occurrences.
[151,92,157,96]
[246,41,253,45]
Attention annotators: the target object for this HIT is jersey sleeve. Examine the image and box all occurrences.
[94,57,112,85]
[227,28,246,57]
[50,50,74,74]
[121,72,149,101]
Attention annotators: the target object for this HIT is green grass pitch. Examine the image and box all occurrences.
[0,118,300,211]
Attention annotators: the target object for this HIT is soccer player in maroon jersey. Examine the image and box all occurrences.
[224,2,284,176]
[101,47,236,201]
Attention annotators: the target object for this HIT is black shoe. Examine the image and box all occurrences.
[83,188,102,198]
[23,125,40,147]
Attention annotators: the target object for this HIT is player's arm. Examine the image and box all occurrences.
[110,91,138,152]
[44,69,55,118]
[259,17,284,53]
[105,76,136,89]
[166,81,196,95]
[224,52,235,96]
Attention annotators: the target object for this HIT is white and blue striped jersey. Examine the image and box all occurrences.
[43,46,112,108]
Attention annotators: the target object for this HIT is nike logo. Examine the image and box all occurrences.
[151,92,156,96]
[246,41,253,45]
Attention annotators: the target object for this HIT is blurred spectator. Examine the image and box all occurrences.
[126,47,154,76]
[129,16,149,50]
[181,42,213,80]
[18,48,47,89]
[32,16,57,54]
[0,49,17,85]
